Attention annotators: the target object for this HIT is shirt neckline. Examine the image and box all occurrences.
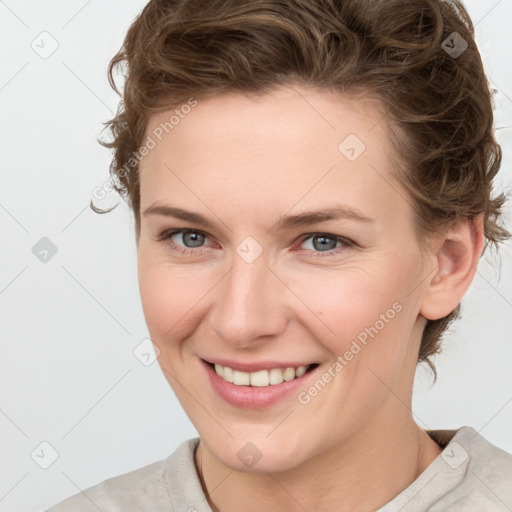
[165,426,474,512]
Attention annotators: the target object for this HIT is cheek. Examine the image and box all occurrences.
[137,255,211,343]
[287,264,414,358]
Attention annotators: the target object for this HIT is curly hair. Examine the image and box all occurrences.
[97,0,509,378]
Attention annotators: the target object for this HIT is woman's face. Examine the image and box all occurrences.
[137,86,432,472]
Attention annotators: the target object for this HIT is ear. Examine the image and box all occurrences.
[419,214,485,321]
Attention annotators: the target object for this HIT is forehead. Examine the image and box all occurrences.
[144,85,387,160]
[139,86,408,225]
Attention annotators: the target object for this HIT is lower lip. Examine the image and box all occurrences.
[201,359,321,409]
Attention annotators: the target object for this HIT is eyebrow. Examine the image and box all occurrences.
[272,207,373,231]
[143,205,216,229]
[142,204,373,231]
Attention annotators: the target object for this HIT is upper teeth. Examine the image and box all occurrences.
[214,363,309,387]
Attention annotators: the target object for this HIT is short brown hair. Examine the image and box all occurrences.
[98,0,509,377]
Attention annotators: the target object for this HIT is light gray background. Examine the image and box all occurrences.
[0,1,511,511]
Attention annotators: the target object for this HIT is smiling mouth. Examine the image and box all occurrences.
[204,360,320,387]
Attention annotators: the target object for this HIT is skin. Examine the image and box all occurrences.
[136,85,483,512]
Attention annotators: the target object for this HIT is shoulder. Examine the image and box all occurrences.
[464,427,512,494]
[379,426,512,512]
[44,438,201,512]
[436,426,512,510]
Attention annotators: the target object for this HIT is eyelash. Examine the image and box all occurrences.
[158,228,354,258]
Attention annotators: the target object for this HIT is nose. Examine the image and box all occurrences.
[208,253,289,349]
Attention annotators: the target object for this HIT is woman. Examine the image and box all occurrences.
[47,0,511,510]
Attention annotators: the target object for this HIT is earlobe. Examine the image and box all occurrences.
[420,215,484,320]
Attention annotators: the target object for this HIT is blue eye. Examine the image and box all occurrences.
[171,229,206,248]
[159,229,353,257]
[298,233,352,256]
[159,229,211,255]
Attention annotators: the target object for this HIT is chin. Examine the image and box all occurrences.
[203,430,311,474]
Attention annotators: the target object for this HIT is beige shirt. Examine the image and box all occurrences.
[45,426,512,511]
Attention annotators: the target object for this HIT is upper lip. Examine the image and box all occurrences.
[202,357,318,372]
